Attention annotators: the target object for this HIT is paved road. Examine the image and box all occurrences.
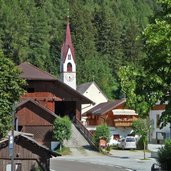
[50,159,129,171]
[50,147,156,171]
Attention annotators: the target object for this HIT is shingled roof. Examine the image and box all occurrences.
[77,82,92,94]
[17,62,93,104]
[18,62,57,80]
[84,98,126,116]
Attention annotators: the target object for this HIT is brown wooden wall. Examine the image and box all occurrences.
[22,80,82,119]
[23,126,53,147]
[17,107,53,126]
[0,136,51,171]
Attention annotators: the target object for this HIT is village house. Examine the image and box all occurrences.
[0,131,59,171]
[82,98,138,139]
[77,81,108,114]
[149,103,171,144]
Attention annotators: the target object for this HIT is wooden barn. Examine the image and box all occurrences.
[15,62,93,147]
[0,132,59,171]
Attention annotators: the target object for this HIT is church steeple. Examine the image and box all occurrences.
[60,21,76,90]
[61,22,75,63]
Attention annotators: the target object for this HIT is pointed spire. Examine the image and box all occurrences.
[65,22,72,46]
[61,18,75,63]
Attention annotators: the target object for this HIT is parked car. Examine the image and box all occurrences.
[118,136,137,150]
[108,134,120,146]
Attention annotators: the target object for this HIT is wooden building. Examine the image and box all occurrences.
[83,99,138,137]
[16,62,93,147]
[0,132,59,171]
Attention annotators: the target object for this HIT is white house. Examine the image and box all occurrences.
[149,104,170,144]
[77,81,108,114]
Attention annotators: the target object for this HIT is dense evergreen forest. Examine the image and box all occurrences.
[0,0,157,99]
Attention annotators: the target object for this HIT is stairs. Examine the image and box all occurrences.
[63,123,90,148]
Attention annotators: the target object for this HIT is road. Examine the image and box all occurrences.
[50,158,130,171]
[50,148,156,171]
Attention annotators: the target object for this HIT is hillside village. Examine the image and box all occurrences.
[0,1,171,171]
[1,20,171,171]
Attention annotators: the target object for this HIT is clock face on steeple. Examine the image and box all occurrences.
[65,73,74,82]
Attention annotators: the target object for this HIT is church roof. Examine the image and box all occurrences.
[61,22,75,63]
[84,98,126,116]
[18,62,56,80]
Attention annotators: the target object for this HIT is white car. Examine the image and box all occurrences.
[108,138,120,146]
[118,136,137,150]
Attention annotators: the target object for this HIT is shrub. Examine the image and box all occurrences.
[93,124,110,147]
[157,139,171,170]
[53,116,72,148]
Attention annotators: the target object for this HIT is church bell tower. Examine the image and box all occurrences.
[60,21,76,90]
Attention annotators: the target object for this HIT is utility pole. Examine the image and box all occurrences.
[9,103,16,171]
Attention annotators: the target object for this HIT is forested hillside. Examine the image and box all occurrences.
[0,0,157,98]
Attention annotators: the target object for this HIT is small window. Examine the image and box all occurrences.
[67,63,72,72]
[27,88,34,93]
[68,54,71,60]
[156,114,160,128]
[15,163,22,171]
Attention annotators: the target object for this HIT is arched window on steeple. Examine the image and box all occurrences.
[67,63,72,72]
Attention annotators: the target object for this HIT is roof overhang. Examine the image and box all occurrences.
[112,109,138,116]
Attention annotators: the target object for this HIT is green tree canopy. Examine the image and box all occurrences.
[142,0,171,127]
[0,52,25,138]
[0,0,157,99]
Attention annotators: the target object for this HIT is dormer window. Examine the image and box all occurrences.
[68,54,71,60]
[67,63,72,72]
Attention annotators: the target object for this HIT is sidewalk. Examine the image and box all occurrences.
[109,149,156,171]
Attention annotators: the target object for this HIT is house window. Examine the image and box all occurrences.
[156,114,160,128]
[68,54,71,60]
[15,163,22,171]
[67,63,72,72]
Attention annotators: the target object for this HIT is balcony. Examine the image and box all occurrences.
[114,118,137,127]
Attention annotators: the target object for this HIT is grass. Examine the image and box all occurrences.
[57,146,72,155]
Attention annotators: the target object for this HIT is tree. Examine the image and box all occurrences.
[0,52,25,138]
[157,139,171,170]
[118,65,162,118]
[132,118,153,159]
[141,0,171,128]
[93,124,110,148]
[53,116,72,149]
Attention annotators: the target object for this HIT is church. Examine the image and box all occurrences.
[13,21,95,148]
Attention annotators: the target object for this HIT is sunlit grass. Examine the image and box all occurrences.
[57,146,72,155]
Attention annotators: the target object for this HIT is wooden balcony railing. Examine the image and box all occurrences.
[114,120,134,127]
